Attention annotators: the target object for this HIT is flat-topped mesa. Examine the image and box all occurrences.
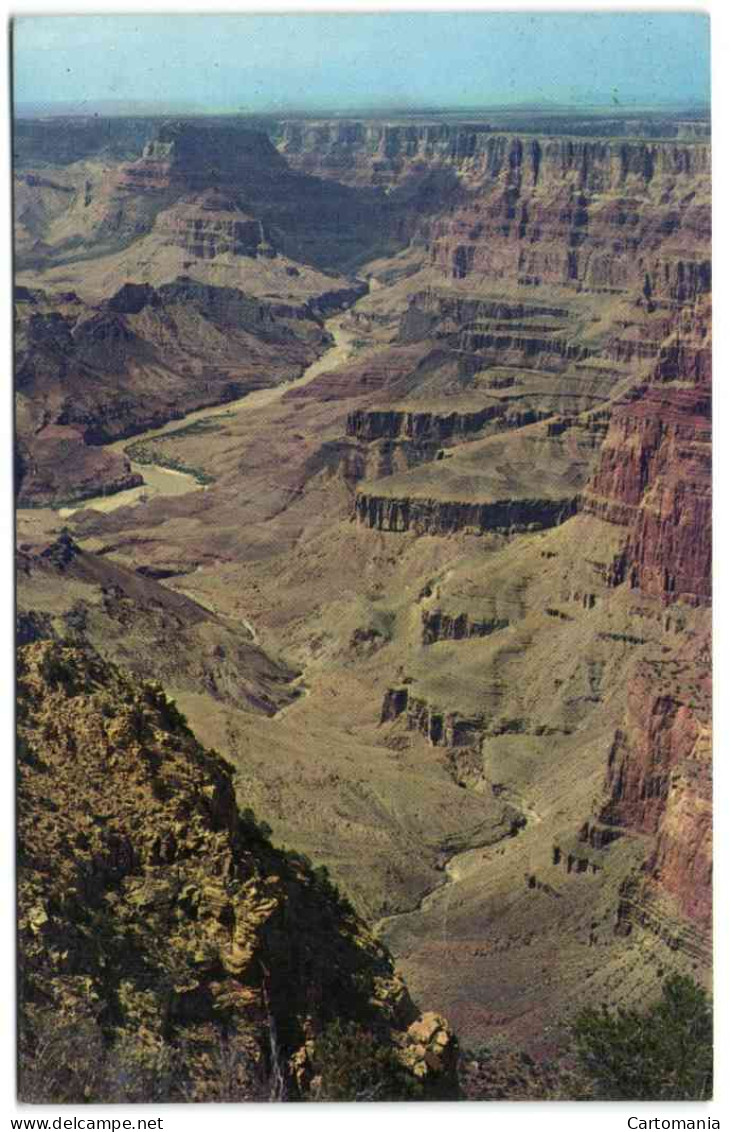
[342,405,555,487]
[347,405,550,445]
[347,405,501,443]
[115,125,288,259]
[354,491,580,536]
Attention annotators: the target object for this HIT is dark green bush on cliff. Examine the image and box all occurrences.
[572,975,712,1100]
[311,1020,421,1102]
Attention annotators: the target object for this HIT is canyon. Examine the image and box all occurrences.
[15,109,711,1076]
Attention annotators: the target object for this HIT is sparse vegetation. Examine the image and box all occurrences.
[18,1008,286,1104]
[124,439,216,485]
[571,975,713,1100]
[460,977,713,1102]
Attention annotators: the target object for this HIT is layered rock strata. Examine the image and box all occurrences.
[584,383,711,606]
[421,609,509,645]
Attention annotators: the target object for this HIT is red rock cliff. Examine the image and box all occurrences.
[600,632,711,945]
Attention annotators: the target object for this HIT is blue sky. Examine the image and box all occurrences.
[13,12,710,114]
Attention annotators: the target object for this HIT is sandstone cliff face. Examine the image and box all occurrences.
[380,686,486,790]
[596,631,711,953]
[643,725,711,928]
[417,137,710,299]
[348,404,502,443]
[354,490,579,537]
[18,641,458,1102]
[280,123,710,187]
[282,126,710,302]
[421,608,509,645]
[584,383,711,606]
[151,193,276,260]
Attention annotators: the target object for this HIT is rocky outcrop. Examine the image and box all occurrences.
[355,490,579,536]
[381,686,484,749]
[381,686,485,789]
[17,641,457,1102]
[119,122,290,195]
[149,193,276,260]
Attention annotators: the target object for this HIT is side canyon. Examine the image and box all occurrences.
[15,109,711,1076]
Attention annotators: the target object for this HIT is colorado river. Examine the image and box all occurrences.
[57,309,361,518]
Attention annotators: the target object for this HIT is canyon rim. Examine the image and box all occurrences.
[12,9,713,1111]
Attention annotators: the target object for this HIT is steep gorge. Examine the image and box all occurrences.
[15,110,712,1063]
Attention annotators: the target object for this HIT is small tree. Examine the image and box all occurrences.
[311,1020,420,1102]
[572,974,713,1100]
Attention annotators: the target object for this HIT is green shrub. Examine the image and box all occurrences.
[572,974,713,1100]
[311,1019,421,1102]
[311,864,356,917]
